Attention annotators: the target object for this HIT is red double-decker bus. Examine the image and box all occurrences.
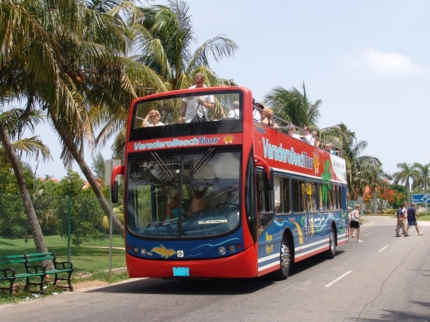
[111,86,348,280]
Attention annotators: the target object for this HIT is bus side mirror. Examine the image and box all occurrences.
[111,165,124,203]
[254,156,273,190]
[111,181,119,203]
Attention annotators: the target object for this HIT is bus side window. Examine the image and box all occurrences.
[292,178,305,213]
[256,172,273,212]
[256,173,264,212]
[274,176,281,212]
[304,182,312,212]
[336,186,341,209]
[330,185,336,210]
[282,177,291,213]
[307,181,318,212]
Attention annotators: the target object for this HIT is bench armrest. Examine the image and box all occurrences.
[26,264,46,274]
[54,261,73,270]
[0,268,15,278]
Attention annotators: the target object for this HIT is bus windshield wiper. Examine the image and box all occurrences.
[151,152,174,179]
[188,147,216,179]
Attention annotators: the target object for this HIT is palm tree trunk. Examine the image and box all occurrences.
[372,189,377,214]
[51,120,124,234]
[0,121,48,253]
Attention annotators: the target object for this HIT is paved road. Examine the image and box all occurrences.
[1,216,429,321]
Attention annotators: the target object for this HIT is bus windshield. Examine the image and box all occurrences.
[126,149,241,238]
[130,90,242,141]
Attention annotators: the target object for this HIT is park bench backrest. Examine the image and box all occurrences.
[0,254,27,274]
[24,252,56,269]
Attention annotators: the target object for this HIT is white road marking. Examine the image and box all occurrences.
[379,246,388,252]
[325,271,352,287]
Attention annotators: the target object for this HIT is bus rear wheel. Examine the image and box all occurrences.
[324,227,336,259]
[272,236,291,280]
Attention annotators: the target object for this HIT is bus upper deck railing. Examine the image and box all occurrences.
[252,104,344,158]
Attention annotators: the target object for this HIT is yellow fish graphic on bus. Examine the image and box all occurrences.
[147,244,176,259]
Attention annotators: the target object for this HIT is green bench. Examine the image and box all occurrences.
[25,252,74,292]
[0,251,73,295]
[0,253,46,295]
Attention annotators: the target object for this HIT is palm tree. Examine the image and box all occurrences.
[264,82,321,128]
[392,163,419,204]
[132,0,239,90]
[0,107,51,253]
[412,162,430,193]
[320,123,381,201]
[1,0,168,234]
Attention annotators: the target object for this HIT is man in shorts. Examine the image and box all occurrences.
[406,203,423,236]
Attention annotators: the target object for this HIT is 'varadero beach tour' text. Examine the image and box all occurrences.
[263,138,314,170]
[134,137,220,151]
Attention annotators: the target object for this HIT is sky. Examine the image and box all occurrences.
[24,0,430,180]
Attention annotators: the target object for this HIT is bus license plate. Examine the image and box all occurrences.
[173,267,190,276]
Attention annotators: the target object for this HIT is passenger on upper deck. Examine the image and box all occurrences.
[253,101,262,122]
[260,107,279,130]
[228,101,240,119]
[179,73,215,123]
[323,143,335,154]
[287,125,301,139]
[311,131,320,147]
[302,126,314,145]
[142,109,165,127]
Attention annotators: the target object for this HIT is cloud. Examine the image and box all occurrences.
[361,48,424,75]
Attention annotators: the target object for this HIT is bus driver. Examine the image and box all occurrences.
[179,73,215,123]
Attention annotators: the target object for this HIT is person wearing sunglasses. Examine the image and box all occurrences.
[287,125,301,140]
[142,109,165,127]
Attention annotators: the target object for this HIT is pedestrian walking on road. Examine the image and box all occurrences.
[395,202,409,237]
[406,203,423,236]
[349,204,363,242]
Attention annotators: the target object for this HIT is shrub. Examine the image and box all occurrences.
[384,209,396,215]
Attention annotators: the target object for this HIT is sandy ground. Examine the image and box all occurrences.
[72,280,110,291]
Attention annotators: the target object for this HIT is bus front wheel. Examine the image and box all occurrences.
[272,236,291,280]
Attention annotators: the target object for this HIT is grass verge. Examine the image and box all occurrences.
[0,270,129,306]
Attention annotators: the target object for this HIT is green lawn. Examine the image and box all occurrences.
[0,234,127,305]
[0,234,126,274]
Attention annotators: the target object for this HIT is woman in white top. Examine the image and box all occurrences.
[349,204,363,242]
[142,110,165,127]
[228,101,240,119]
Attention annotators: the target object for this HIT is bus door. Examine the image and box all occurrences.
[291,177,309,243]
[255,170,276,261]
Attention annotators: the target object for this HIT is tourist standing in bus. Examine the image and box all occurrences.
[261,107,279,129]
[349,204,363,242]
[302,126,314,145]
[228,101,240,119]
[253,102,263,122]
[142,110,165,127]
[180,73,215,122]
[287,125,301,139]
[311,131,320,147]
